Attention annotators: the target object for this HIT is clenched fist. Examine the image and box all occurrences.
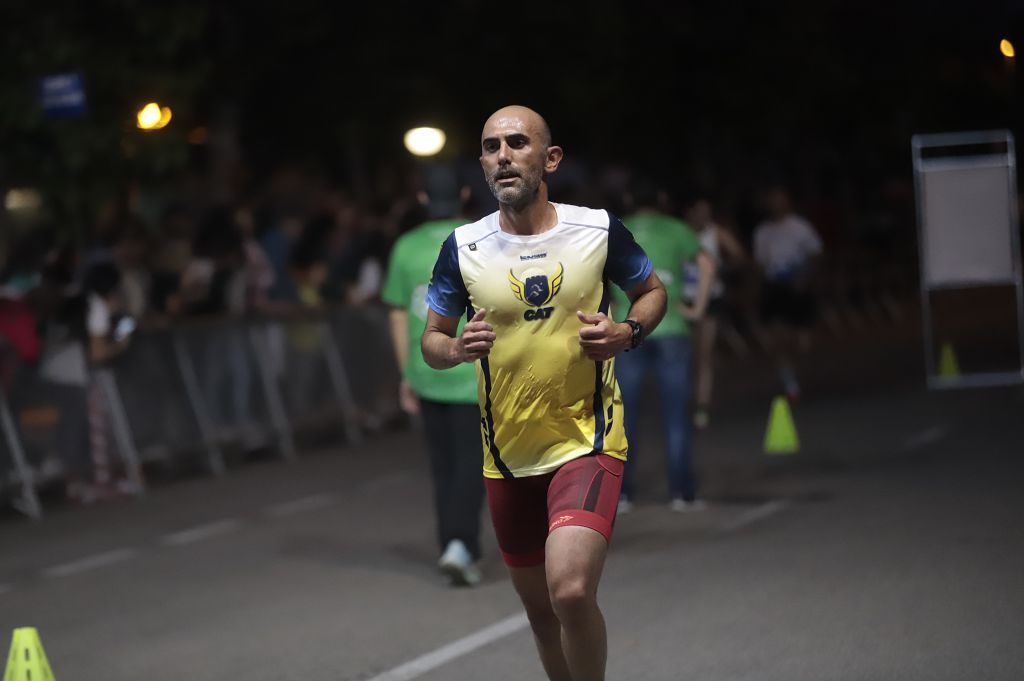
[452,308,496,364]
[577,310,632,361]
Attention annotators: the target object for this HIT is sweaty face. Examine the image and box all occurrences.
[481,117,548,209]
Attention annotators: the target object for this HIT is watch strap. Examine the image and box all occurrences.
[624,319,643,349]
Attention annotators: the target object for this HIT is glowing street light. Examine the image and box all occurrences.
[1000,38,1015,59]
[403,127,446,157]
[137,102,173,130]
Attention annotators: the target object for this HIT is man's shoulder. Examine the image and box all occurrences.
[451,212,499,248]
[557,203,611,230]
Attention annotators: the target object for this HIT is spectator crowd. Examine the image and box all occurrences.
[0,159,919,509]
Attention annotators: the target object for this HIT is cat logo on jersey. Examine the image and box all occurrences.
[509,263,564,321]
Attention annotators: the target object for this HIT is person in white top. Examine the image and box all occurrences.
[752,188,823,399]
[682,198,747,427]
[83,262,137,498]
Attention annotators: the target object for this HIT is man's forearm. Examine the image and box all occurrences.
[626,286,667,338]
[421,330,459,370]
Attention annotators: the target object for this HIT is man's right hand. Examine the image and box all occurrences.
[452,308,495,364]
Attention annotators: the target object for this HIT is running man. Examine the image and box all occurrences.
[753,187,823,399]
[422,105,666,681]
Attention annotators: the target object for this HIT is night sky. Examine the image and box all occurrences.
[2,0,1021,208]
[232,1,1021,181]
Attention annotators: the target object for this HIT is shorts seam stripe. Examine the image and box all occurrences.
[583,470,605,512]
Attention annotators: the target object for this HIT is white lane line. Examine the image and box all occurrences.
[899,425,948,452]
[161,519,241,547]
[720,500,791,533]
[43,548,138,578]
[363,613,530,681]
[265,493,336,518]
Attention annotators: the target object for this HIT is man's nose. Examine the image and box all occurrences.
[496,141,512,163]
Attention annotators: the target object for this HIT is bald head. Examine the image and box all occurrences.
[480,105,562,209]
[482,105,552,148]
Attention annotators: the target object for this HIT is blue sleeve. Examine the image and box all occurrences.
[425,232,469,317]
[605,213,653,291]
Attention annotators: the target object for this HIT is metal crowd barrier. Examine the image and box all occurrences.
[0,304,401,519]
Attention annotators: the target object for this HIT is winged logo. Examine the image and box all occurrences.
[508,262,564,307]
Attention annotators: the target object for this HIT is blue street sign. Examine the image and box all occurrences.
[38,72,87,117]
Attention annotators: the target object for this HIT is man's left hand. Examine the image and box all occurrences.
[577,310,632,361]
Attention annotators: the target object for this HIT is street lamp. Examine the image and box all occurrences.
[1000,39,1015,59]
[403,127,446,157]
[137,102,173,130]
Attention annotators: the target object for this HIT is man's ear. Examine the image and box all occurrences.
[545,146,564,173]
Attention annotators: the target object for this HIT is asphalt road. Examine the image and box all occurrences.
[2,329,1023,680]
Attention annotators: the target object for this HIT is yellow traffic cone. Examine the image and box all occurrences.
[4,627,56,681]
[938,342,960,378]
[764,396,799,455]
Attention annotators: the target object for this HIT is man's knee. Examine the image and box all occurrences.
[548,575,595,619]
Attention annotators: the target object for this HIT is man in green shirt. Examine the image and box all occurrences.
[611,179,716,512]
[382,178,486,586]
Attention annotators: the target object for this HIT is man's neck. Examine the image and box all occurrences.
[498,191,557,236]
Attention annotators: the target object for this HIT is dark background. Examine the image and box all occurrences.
[2,0,1021,234]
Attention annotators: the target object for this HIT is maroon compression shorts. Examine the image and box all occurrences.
[484,453,624,568]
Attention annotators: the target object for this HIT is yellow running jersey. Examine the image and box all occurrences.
[426,203,653,479]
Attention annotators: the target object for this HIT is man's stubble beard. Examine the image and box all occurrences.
[487,166,544,210]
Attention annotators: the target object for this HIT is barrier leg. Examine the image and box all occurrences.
[319,322,364,446]
[0,390,41,519]
[96,368,146,495]
[173,333,227,475]
[248,325,297,461]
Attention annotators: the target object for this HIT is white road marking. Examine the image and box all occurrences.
[363,613,530,681]
[899,425,948,452]
[265,493,336,518]
[161,519,241,547]
[43,548,138,578]
[720,500,791,533]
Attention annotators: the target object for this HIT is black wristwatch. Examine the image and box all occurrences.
[624,319,643,350]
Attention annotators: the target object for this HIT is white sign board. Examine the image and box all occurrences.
[919,157,1016,287]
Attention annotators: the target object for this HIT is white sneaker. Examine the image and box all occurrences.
[617,496,634,515]
[438,540,482,587]
[670,498,708,513]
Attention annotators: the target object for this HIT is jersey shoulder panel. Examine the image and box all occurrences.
[452,213,501,249]
[557,204,611,230]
